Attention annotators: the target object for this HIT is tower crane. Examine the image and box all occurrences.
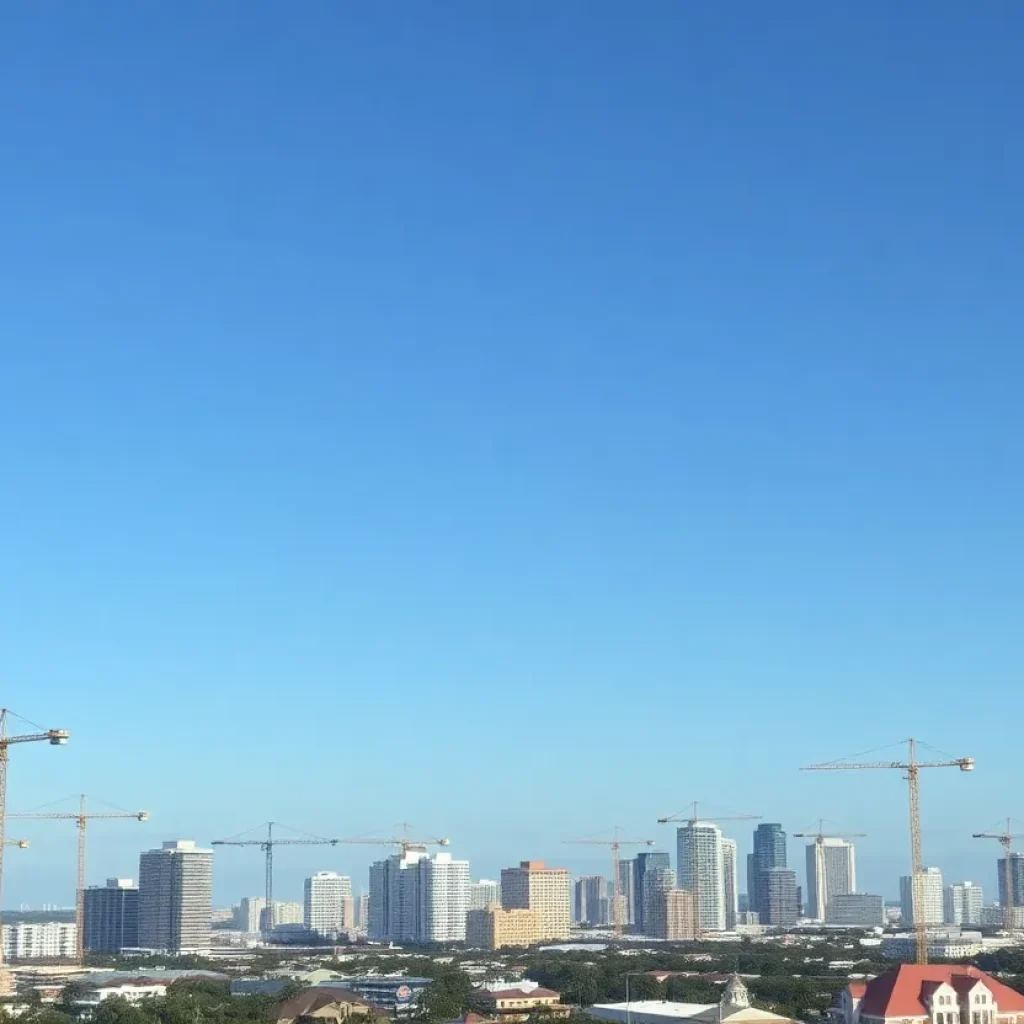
[0,709,69,976]
[972,818,1024,934]
[211,823,341,937]
[338,832,450,857]
[10,795,148,962]
[565,829,655,935]
[657,802,760,939]
[802,738,974,965]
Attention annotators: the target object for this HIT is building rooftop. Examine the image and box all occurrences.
[855,966,1024,1018]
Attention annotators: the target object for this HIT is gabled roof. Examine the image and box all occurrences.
[275,987,370,1021]
[858,967,1024,1018]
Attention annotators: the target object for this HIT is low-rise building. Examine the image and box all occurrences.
[834,965,1024,1024]
[881,930,983,960]
[2,922,76,960]
[75,977,170,1008]
[825,894,884,928]
[466,906,542,950]
[470,987,568,1022]
[273,987,374,1024]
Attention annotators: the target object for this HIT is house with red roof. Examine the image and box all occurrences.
[837,966,1024,1024]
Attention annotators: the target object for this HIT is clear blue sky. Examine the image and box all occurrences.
[1,1,1021,909]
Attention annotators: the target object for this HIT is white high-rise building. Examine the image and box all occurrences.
[900,867,944,926]
[304,872,354,938]
[265,901,303,928]
[676,823,725,932]
[805,838,856,921]
[369,845,430,942]
[2,922,77,960]
[138,840,213,952]
[721,838,738,930]
[470,880,501,911]
[236,897,265,934]
[419,852,470,942]
[369,848,468,942]
[944,881,984,926]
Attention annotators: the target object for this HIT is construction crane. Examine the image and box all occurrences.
[972,818,1024,935]
[793,821,867,921]
[0,710,69,976]
[338,831,451,857]
[565,829,655,935]
[802,738,974,965]
[10,794,148,962]
[212,823,341,937]
[657,802,761,939]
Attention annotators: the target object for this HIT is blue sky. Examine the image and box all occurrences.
[0,1,1021,909]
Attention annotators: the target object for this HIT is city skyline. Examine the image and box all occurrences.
[2,0,1022,931]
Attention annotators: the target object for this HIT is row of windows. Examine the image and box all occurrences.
[934,1011,995,1024]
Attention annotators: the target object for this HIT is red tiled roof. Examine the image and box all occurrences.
[857,967,1024,1018]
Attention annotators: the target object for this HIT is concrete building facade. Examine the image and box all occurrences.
[304,872,354,938]
[677,823,726,932]
[574,876,608,926]
[419,852,470,942]
[750,824,787,918]
[466,905,542,949]
[501,861,570,940]
[900,867,944,927]
[722,839,738,930]
[634,851,670,934]
[2,922,76,959]
[762,867,799,926]
[944,882,984,927]
[83,878,139,954]
[138,840,213,953]
[825,893,884,927]
[806,839,856,922]
[470,880,501,911]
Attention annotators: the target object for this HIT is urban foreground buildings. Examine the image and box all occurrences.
[138,840,213,953]
[805,838,856,921]
[836,965,1024,1024]
[677,823,725,932]
[83,877,139,953]
[500,860,570,940]
[304,871,354,938]
[900,866,944,926]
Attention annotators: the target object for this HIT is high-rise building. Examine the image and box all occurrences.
[676,823,725,932]
[304,872,354,938]
[237,897,265,934]
[998,854,1024,909]
[825,893,884,927]
[751,824,787,917]
[900,867,944,926]
[368,845,430,941]
[574,876,608,926]
[470,880,501,911]
[419,852,470,942]
[82,878,139,953]
[722,839,738,931]
[263,901,302,929]
[805,839,856,921]
[368,848,468,943]
[762,867,799,926]
[500,861,570,940]
[642,866,677,938]
[466,906,542,950]
[138,840,213,953]
[944,882,984,926]
[663,889,696,941]
[618,859,636,926]
[634,852,670,934]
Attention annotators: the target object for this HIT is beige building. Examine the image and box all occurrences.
[500,861,570,940]
[470,987,569,1022]
[466,905,542,950]
[645,888,695,940]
